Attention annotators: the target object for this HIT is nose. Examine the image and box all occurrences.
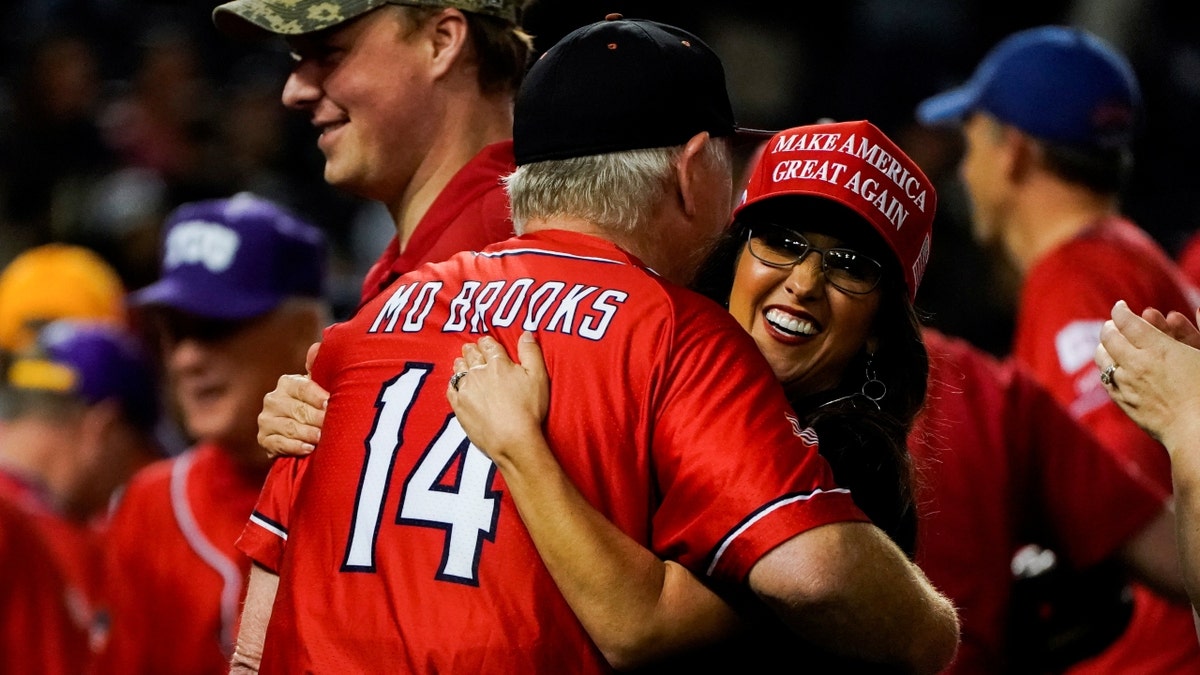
[281,62,320,111]
[165,336,208,377]
[784,252,826,298]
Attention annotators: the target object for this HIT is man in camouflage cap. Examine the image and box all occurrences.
[212,0,530,307]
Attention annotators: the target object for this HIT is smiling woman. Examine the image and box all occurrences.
[691,120,933,558]
[721,203,889,395]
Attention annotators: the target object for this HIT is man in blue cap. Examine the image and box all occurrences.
[99,192,331,674]
[916,25,1200,674]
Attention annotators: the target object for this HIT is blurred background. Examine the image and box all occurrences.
[1,0,1196,355]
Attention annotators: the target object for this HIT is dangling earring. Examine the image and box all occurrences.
[861,353,886,408]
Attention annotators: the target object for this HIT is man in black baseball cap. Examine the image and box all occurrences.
[506,14,771,284]
[239,15,959,674]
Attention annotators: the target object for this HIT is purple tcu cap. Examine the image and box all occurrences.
[7,320,160,430]
[130,192,328,320]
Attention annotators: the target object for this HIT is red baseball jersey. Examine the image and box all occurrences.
[0,495,92,675]
[239,229,867,673]
[910,329,1169,674]
[98,443,266,675]
[1010,216,1200,673]
[0,468,103,655]
[357,141,516,307]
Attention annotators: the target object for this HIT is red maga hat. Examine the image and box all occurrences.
[735,120,936,300]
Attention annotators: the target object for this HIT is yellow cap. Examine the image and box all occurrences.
[0,244,127,353]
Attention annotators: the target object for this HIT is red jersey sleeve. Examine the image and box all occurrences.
[236,456,309,574]
[237,322,340,572]
[649,298,868,582]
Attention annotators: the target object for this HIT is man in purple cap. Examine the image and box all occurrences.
[98,192,331,675]
[0,318,163,666]
[915,25,1200,674]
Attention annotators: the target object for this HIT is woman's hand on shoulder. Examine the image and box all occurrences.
[447,332,549,468]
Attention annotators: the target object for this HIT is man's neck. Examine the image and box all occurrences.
[1004,181,1118,275]
[0,419,75,505]
[522,216,691,285]
[391,93,514,251]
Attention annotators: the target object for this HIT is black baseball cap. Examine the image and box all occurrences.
[514,15,771,166]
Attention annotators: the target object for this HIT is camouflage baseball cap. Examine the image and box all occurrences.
[213,0,519,39]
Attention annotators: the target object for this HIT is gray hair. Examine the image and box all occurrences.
[504,139,731,235]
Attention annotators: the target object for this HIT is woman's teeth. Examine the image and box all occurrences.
[766,308,816,336]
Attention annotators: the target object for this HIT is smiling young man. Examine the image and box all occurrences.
[213,0,531,307]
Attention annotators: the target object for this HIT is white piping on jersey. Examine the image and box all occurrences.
[705,487,852,577]
[475,247,629,266]
[170,450,242,656]
[249,511,288,540]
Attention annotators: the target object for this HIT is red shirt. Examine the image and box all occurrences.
[239,230,867,673]
[358,141,515,307]
[1011,216,1200,673]
[0,495,92,675]
[99,443,267,675]
[0,469,102,659]
[911,329,1169,674]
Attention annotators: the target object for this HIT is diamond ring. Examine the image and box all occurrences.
[1100,363,1117,387]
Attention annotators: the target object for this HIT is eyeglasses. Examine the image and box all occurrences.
[746,226,884,295]
[151,310,259,345]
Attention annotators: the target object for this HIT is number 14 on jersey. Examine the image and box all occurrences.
[342,363,502,586]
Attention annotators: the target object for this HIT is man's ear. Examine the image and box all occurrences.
[79,399,121,462]
[1002,125,1041,183]
[425,8,470,80]
[676,131,713,217]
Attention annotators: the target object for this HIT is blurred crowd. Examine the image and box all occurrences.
[2,0,1199,340]
[0,0,373,317]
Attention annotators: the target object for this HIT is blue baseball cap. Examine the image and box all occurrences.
[7,320,160,430]
[130,192,328,320]
[916,26,1141,149]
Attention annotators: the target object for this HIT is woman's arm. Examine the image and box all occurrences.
[448,332,740,669]
[1098,301,1200,615]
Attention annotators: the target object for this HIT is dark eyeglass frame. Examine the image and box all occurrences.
[745,226,884,295]
[150,310,260,345]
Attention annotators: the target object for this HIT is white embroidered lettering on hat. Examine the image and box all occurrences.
[772,132,840,153]
[163,221,241,273]
[771,160,849,186]
[838,133,929,219]
[912,232,931,292]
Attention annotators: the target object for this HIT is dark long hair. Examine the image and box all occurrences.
[691,196,928,555]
